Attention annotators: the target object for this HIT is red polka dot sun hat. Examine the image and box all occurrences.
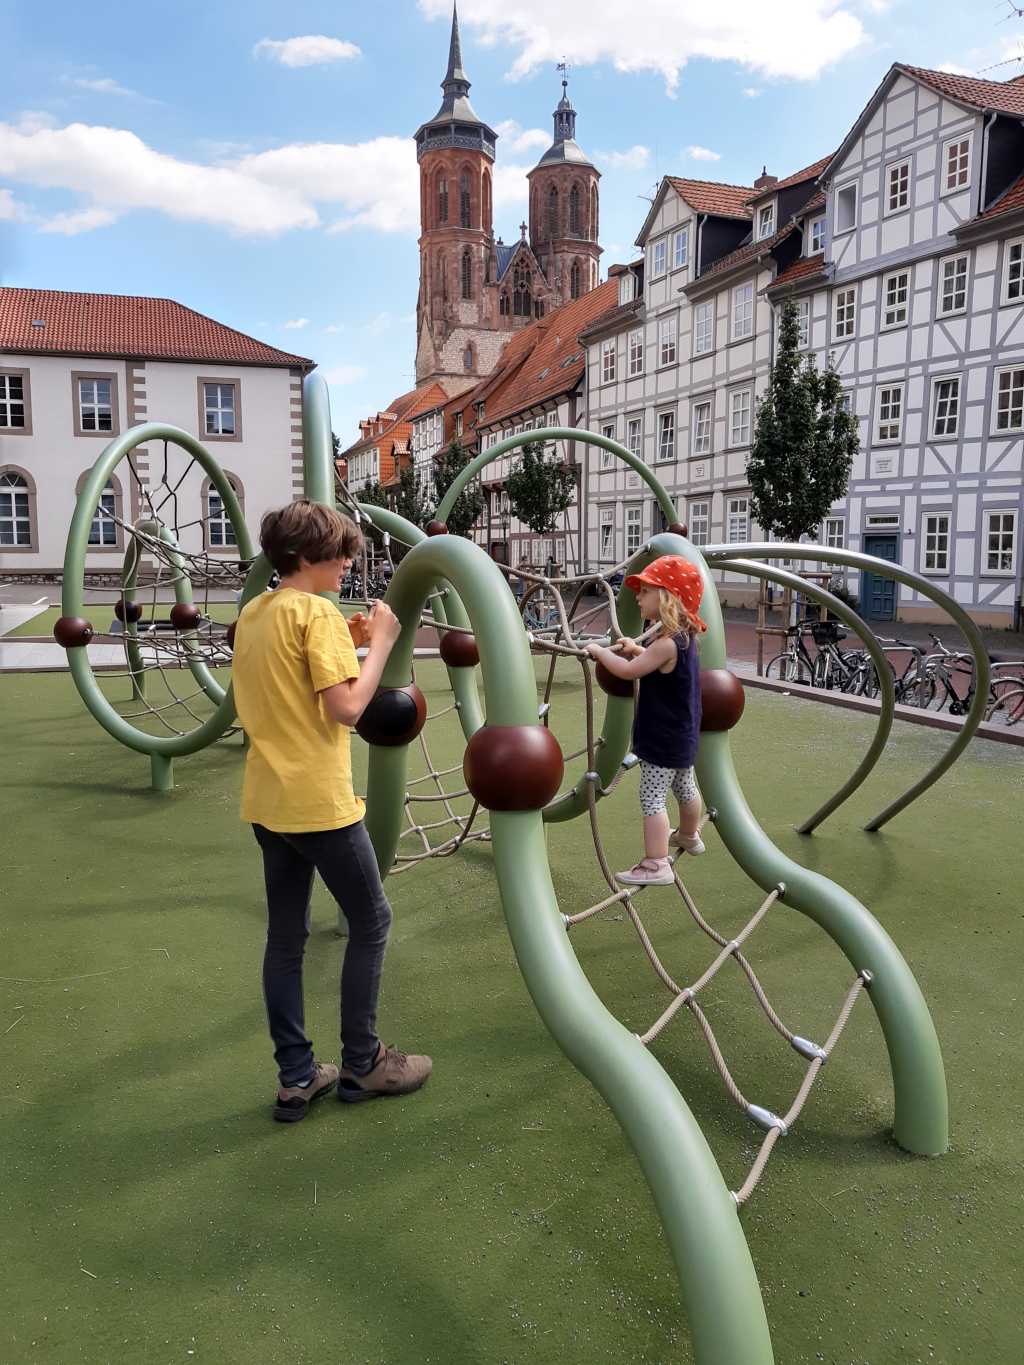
[624,555,707,632]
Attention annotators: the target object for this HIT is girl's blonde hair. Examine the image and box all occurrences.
[654,587,702,643]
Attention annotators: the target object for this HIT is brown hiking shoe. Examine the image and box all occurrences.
[337,1044,432,1104]
[273,1062,339,1123]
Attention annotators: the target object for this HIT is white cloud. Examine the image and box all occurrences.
[0,187,28,220]
[597,145,650,171]
[935,62,973,77]
[63,76,147,99]
[39,205,118,234]
[419,0,866,95]
[742,86,762,97]
[686,145,721,162]
[243,136,419,233]
[323,323,345,333]
[254,36,361,67]
[324,363,369,385]
[283,317,310,329]
[494,119,550,154]
[492,161,532,211]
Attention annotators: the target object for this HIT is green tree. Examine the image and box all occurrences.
[358,479,389,511]
[393,463,432,531]
[747,299,859,543]
[432,439,485,539]
[504,440,576,535]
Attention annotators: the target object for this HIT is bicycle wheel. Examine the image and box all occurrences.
[765,652,812,685]
[988,676,1024,726]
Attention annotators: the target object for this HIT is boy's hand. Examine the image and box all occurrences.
[366,599,401,647]
[348,612,370,648]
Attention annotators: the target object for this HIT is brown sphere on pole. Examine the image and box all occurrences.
[355,683,427,747]
[170,602,203,631]
[700,669,746,731]
[667,522,689,538]
[439,629,479,668]
[225,620,238,649]
[114,598,143,624]
[425,520,449,537]
[463,724,564,811]
[594,659,635,699]
[53,616,94,649]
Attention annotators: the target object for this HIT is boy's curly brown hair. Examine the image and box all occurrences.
[259,500,363,577]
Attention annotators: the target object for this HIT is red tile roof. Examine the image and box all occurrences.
[767,252,828,292]
[666,177,753,221]
[746,154,834,204]
[341,379,449,485]
[899,65,1024,117]
[0,287,312,367]
[800,190,826,216]
[975,168,1024,223]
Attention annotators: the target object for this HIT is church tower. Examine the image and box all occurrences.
[527,77,602,306]
[414,4,501,394]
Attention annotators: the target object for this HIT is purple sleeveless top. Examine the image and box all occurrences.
[632,633,702,769]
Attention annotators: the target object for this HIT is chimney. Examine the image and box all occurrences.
[753,165,778,193]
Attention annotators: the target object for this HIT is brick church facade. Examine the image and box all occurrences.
[414,4,602,396]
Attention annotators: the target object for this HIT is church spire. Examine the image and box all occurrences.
[443,2,468,91]
[415,0,496,154]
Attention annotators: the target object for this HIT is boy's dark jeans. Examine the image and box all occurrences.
[253,820,392,1087]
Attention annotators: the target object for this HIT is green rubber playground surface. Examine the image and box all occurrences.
[2,662,1021,1364]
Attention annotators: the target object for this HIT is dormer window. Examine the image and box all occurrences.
[618,272,635,305]
[809,217,826,254]
[757,204,775,240]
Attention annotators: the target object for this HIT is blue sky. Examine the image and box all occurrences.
[2,0,1022,442]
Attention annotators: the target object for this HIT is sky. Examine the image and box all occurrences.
[2,0,1023,444]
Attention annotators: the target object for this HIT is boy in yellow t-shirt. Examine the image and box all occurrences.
[233,500,432,1122]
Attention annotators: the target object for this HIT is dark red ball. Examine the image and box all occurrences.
[226,620,238,649]
[667,522,689,538]
[355,683,427,747]
[114,597,143,624]
[53,616,94,649]
[170,602,202,631]
[595,659,635,699]
[463,724,564,811]
[439,629,479,668]
[425,520,448,537]
[700,669,746,731]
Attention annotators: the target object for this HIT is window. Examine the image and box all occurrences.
[600,422,615,468]
[730,388,752,446]
[757,203,775,240]
[810,217,826,254]
[437,176,448,223]
[547,186,558,238]
[208,478,240,548]
[657,411,675,462]
[461,249,472,300]
[944,137,970,193]
[985,511,1016,574]
[570,260,581,299]
[837,391,853,415]
[1003,239,1024,305]
[658,315,677,366]
[652,238,667,277]
[834,287,856,339]
[626,416,642,459]
[601,338,616,383]
[886,160,910,214]
[689,501,710,546]
[628,328,644,376]
[922,513,950,573]
[75,375,115,434]
[727,497,749,543]
[824,516,845,549]
[931,376,960,438]
[938,254,968,316]
[569,184,581,236]
[534,299,545,319]
[459,172,471,228]
[0,471,32,546]
[882,270,909,328]
[618,272,635,305]
[866,514,900,527]
[200,379,239,439]
[455,412,464,436]
[686,303,710,359]
[599,507,614,557]
[692,400,712,455]
[673,227,689,270]
[995,367,1024,431]
[463,343,475,371]
[499,292,510,316]
[732,282,754,340]
[876,384,903,442]
[513,263,532,317]
[88,479,118,547]
[836,183,857,233]
[0,371,29,432]
[625,505,643,556]
[796,298,810,349]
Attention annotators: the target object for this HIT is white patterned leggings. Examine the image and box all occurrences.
[638,761,699,817]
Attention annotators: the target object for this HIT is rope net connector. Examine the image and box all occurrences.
[584,770,601,784]
[707,807,719,823]
[622,752,640,770]
[859,969,874,986]
[747,1105,789,1136]
[776,881,787,899]
[538,703,551,719]
[790,1035,828,1063]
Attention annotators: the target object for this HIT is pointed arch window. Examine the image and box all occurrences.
[534,300,545,319]
[482,171,492,230]
[500,292,510,316]
[461,248,473,300]
[89,479,118,546]
[459,172,471,228]
[438,176,448,224]
[547,186,559,238]
[463,343,475,371]
[513,263,532,317]
[569,184,581,236]
[590,183,598,241]
[569,260,581,300]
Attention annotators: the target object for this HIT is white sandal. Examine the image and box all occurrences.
[616,857,675,886]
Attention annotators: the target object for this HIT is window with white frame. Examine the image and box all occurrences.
[658,315,677,367]
[730,389,752,446]
[657,411,675,462]
[727,497,749,543]
[985,510,1016,573]
[689,501,710,546]
[939,254,968,316]
[883,270,909,328]
[618,272,636,305]
[628,328,644,376]
[796,298,810,348]
[626,416,642,460]
[995,366,1024,431]
[876,384,904,442]
[204,382,236,436]
[931,376,961,439]
[834,287,856,339]
[732,282,754,340]
[943,137,970,193]
[1003,238,1024,304]
[757,203,775,240]
[694,300,714,354]
[625,505,643,555]
[692,400,712,455]
[837,391,853,415]
[599,506,614,558]
[88,479,118,547]
[652,238,667,277]
[601,337,616,383]
[810,217,826,254]
[78,377,114,433]
[886,160,910,214]
[0,372,28,430]
[600,422,615,468]
[0,471,31,546]
[836,183,857,233]
[922,513,950,572]
[673,226,689,270]
[208,478,239,547]
[824,516,845,550]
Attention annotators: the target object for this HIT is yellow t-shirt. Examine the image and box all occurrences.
[232,588,365,833]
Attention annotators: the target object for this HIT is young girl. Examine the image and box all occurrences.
[587,555,706,887]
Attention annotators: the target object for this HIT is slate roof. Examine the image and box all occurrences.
[495,242,517,281]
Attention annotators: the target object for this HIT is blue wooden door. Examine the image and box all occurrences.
[862,535,899,621]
